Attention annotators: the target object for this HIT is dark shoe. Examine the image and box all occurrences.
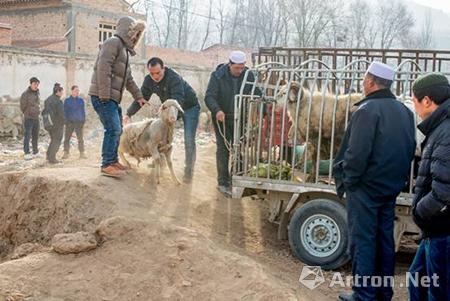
[101,165,126,178]
[217,185,232,198]
[338,292,356,301]
[48,159,62,165]
[62,152,70,159]
[183,173,193,184]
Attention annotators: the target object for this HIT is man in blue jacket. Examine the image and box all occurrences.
[408,73,450,301]
[334,62,416,301]
[205,51,260,197]
[125,57,200,183]
[63,85,86,159]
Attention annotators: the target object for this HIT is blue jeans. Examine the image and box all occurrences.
[91,96,122,168]
[346,188,396,301]
[182,105,200,177]
[23,118,40,154]
[409,236,450,301]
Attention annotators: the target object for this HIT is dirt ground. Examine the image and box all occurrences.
[0,127,415,301]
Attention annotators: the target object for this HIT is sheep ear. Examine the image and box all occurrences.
[176,103,184,113]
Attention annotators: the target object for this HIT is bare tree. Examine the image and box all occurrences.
[228,0,241,45]
[200,0,213,49]
[254,0,290,47]
[418,9,434,49]
[345,0,371,48]
[175,0,188,49]
[289,0,335,47]
[215,0,227,45]
[162,0,175,47]
[378,0,414,49]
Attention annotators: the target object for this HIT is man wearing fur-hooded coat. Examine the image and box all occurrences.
[89,16,146,177]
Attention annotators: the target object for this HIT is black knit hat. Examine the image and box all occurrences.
[29,77,40,84]
[413,73,450,104]
[413,73,449,94]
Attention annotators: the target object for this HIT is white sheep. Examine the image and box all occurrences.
[118,99,184,184]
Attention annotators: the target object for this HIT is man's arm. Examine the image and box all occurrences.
[80,98,86,123]
[63,98,69,121]
[20,93,27,114]
[342,105,379,190]
[205,74,221,116]
[415,141,450,220]
[126,78,152,118]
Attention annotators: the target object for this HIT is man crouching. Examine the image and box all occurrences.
[89,16,146,178]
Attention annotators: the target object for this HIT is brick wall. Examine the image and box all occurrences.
[0,10,67,43]
[0,0,64,11]
[75,11,145,58]
[0,24,12,46]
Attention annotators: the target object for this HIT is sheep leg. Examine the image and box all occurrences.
[150,146,161,184]
[118,147,132,168]
[164,146,181,185]
[306,142,318,183]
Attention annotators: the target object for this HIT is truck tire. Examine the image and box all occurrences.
[288,198,349,270]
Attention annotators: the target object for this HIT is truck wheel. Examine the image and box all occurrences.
[288,198,349,270]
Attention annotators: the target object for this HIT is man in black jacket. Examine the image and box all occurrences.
[44,84,65,164]
[334,62,416,301]
[205,51,259,197]
[125,57,200,183]
[408,73,450,301]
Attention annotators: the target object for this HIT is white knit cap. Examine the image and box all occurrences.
[366,61,395,81]
[229,51,246,64]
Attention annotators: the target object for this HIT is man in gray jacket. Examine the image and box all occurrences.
[20,77,41,159]
[89,16,146,177]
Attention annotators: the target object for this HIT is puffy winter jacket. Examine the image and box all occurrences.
[412,99,450,238]
[89,16,144,103]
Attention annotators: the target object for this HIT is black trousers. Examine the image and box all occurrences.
[47,126,64,162]
[64,121,85,153]
[347,188,396,301]
[212,117,234,187]
[23,118,40,154]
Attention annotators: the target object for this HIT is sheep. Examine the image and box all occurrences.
[275,81,363,181]
[118,99,184,184]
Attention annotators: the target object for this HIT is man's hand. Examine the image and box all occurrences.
[216,111,225,122]
[123,115,130,125]
[137,98,147,107]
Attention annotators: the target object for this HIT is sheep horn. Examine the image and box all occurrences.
[175,103,184,114]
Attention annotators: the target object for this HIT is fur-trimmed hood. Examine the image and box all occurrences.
[115,16,146,56]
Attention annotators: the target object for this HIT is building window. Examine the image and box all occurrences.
[99,23,116,43]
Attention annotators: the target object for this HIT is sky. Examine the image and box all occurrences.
[412,0,450,13]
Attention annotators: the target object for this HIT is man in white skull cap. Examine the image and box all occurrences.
[333,61,416,301]
[205,51,260,197]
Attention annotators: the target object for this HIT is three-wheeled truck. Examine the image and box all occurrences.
[230,47,450,269]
